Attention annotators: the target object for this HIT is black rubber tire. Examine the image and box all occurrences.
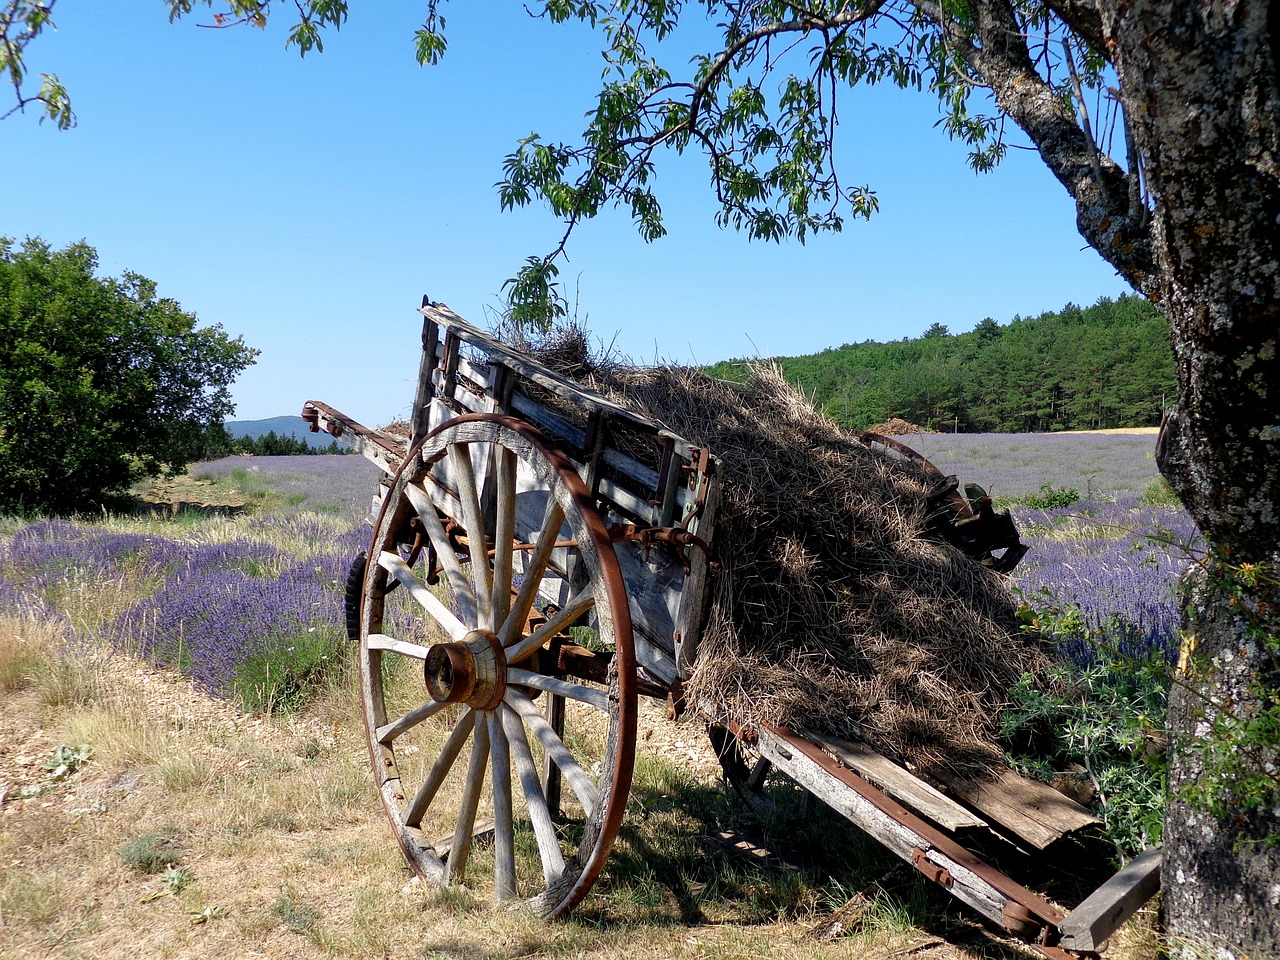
[344,550,367,645]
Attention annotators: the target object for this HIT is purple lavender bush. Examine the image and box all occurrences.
[1,452,388,711]
[107,543,351,709]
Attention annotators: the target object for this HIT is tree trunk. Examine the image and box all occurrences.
[1164,561,1280,957]
[1105,1,1280,954]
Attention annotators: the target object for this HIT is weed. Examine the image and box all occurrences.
[0,613,54,692]
[119,831,180,873]
[188,904,227,924]
[1002,634,1169,856]
[0,870,64,926]
[1140,476,1181,506]
[41,743,93,780]
[272,893,322,934]
[233,623,345,713]
[162,864,194,894]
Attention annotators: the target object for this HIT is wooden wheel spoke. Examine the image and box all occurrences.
[501,703,565,884]
[404,708,475,828]
[377,699,448,745]
[376,551,469,641]
[450,444,494,630]
[507,668,610,712]
[446,712,491,882]
[367,630,434,661]
[499,495,566,647]
[487,712,517,901]
[491,447,517,634]
[506,689,600,819]
[403,482,479,626]
[504,584,596,666]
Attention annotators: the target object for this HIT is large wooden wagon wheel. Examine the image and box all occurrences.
[356,413,637,916]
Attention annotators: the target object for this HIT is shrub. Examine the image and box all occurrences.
[1019,483,1081,510]
[119,832,180,873]
[1003,604,1170,857]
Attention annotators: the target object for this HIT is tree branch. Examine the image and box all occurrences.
[912,0,1157,293]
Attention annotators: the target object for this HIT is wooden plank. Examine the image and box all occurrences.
[301,402,404,476]
[805,732,987,833]
[673,462,721,678]
[410,312,439,444]
[938,766,1100,850]
[751,725,1011,930]
[1059,847,1162,950]
[487,712,517,901]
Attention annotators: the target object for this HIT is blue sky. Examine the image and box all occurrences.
[3,3,1132,425]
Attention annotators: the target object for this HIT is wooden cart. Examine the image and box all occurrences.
[301,299,1160,957]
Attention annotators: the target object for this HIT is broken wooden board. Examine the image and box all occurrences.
[939,766,1101,850]
[1059,846,1162,950]
[804,730,987,833]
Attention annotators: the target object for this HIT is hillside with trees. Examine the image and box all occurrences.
[706,295,1174,433]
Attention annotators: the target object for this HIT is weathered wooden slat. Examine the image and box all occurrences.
[501,703,565,883]
[673,461,721,678]
[753,725,1010,930]
[423,302,674,436]
[504,585,595,665]
[454,354,496,395]
[402,483,480,628]
[410,312,439,444]
[405,708,474,828]
[446,712,490,882]
[375,551,469,642]
[1059,847,1162,950]
[376,699,447,745]
[300,401,404,476]
[805,731,987,833]
[367,630,433,661]
[487,712,518,901]
[937,766,1101,851]
[507,689,600,818]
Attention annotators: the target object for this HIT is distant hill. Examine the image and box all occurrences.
[706,294,1174,433]
[224,415,339,450]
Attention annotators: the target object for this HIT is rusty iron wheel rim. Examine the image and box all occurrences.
[357,414,636,917]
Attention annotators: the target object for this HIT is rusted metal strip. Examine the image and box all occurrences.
[762,723,1067,931]
[300,401,405,475]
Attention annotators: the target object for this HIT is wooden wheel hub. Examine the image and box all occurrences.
[424,629,506,710]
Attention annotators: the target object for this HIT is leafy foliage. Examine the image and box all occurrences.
[710,295,1173,432]
[1018,483,1081,510]
[1002,640,1169,857]
[0,237,258,513]
[0,1,74,128]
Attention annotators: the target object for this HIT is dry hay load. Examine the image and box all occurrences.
[514,327,1049,781]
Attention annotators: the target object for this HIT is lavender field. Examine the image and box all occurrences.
[0,432,1189,860]
[0,435,1194,705]
[903,430,1196,663]
[0,455,384,710]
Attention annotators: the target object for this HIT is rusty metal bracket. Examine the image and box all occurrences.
[607,522,712,575]
[912,847,953,887]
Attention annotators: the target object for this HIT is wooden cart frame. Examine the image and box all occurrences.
[301,298,1161,956]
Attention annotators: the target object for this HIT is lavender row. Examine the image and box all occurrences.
[1012,497,1200,662]
[1,515,371,701]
